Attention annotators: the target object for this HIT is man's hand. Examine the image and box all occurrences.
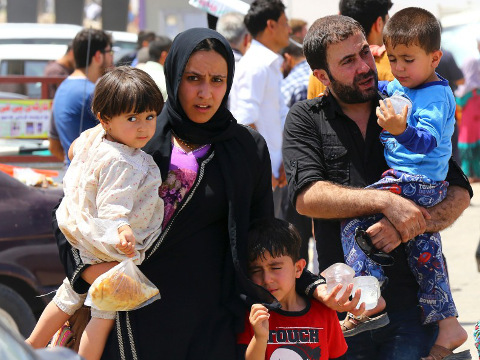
[367,217,402,253]
[117,225,136,258]
[381,192,431,242]
[313,283,365,316]
[376,99,408,135]
[249,304,270,341]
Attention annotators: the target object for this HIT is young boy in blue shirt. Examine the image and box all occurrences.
[340,7,470,360]
[238,218,347,360]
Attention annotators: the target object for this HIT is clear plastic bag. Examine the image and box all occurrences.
[323,262,355,297]
[85,259,160,312]
[380,90,413,119]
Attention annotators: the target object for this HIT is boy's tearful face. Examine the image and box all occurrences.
[248,252,305,307]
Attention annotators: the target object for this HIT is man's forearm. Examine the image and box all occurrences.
[296,181,390,219]
[425,185,470,233]
[297,180,428,242]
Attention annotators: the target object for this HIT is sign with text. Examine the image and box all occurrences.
[0,99,52,139]
[188,0,249,16]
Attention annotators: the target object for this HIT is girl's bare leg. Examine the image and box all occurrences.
[25,301,70,348]
[78,317,115,360]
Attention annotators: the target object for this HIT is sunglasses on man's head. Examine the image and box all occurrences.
[354,227,395,267]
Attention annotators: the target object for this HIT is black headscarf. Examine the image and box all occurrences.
[159,27,237,144]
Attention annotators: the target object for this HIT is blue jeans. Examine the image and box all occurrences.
[345,306,438,360]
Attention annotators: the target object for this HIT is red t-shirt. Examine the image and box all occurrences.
[237,299,347,360]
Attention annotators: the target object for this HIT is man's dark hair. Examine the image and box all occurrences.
[303,15,365,71]
[247,218,302,263]
[383,7,441,53]
[72,28,112,69]
[92,66,163,120]
[137,30,156,49]
[244,0,285,38]
[148,36,173,62]
[281,36,304,58]
[339,0,393,36]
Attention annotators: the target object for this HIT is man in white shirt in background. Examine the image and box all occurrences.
[136,36,172,101]
[230,0,291,190]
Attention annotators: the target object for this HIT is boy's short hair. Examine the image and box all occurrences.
[244,0,286,38]
[383,7,441,53]
[247,218,302,263]
[91,66,163,120]
[339,0,393,36]
[73,28,112,69]
[303,15,365,72]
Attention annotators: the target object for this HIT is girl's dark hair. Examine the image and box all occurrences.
[91,66,164,120]
[247,218,302,263]
[190,38,229,64]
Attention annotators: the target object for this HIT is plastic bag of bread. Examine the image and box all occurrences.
[85,259,160,312]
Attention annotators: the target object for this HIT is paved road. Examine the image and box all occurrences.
[442,182,480,358]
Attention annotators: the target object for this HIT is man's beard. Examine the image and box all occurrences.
[328,69,378,104]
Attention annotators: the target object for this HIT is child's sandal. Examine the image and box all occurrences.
[340,312,390,337]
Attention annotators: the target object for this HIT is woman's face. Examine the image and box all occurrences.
[178,50,228,124]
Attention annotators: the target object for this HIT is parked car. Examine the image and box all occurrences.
[0,170,64,337]
[0,44,68,98]
[0,23,81,46]
[0,23,137,65]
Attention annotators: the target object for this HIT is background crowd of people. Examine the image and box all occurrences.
[39,0,480,359]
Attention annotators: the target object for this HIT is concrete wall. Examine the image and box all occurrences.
[103,0,129,31]
[7,0,38,23]
[54,0,84,25]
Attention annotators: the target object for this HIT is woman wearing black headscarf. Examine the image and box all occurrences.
[55,28,327,359]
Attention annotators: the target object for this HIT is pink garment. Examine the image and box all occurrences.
[159,143,211,226]
[458,90,480,144]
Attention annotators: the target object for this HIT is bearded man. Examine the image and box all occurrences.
[282,15,472,360]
